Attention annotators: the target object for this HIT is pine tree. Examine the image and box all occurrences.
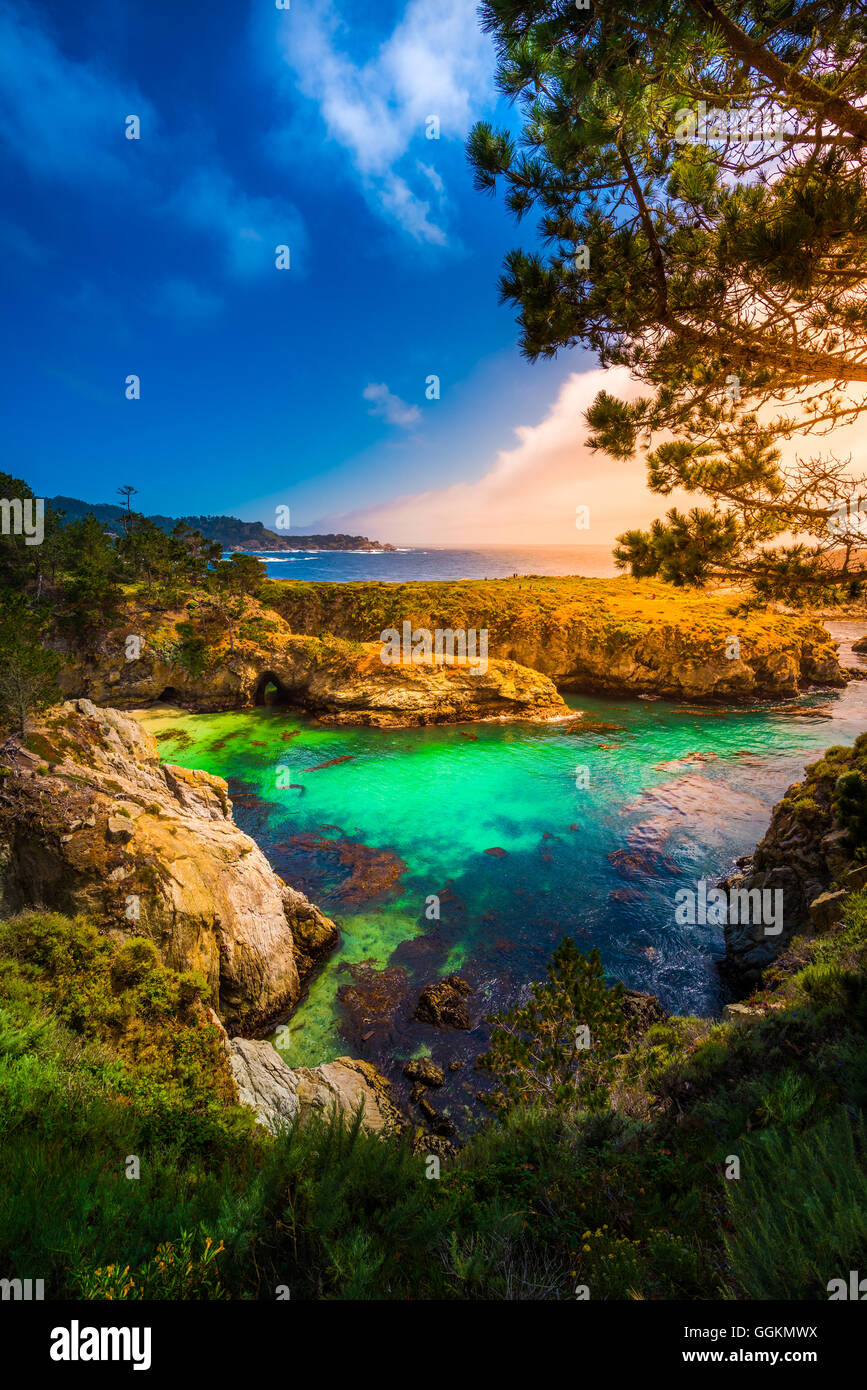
[477,938,627,1114]
[469,1,867,596]
[0,597,61,736]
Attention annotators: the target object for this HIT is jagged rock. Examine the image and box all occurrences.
[720,736,867,990]
[723,1002,765,1025]
[417,1094,456,1137]
[809,889,848,933]
[403,1057,445,1088]
[410,1130,457,1161]
[227,1039,401,1135]
[414,975,473,1030]
[106,816,134,845]
[844,864,867,891]
[58,610,569,728]
[621,988,667,1035]
[0,700,337,1030]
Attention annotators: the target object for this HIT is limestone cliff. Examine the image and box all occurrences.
[266,576,844,701]
[227,1037,402,1135]
[0,699,337,1030]
[59,615,569,726]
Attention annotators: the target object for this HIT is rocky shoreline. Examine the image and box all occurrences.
[266,576,845,702]
[55,580,849,725]
[721,735,867,992]
[6,590,862,1143]
[59,609,570,728]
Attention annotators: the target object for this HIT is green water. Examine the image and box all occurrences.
[136,623,867,1110]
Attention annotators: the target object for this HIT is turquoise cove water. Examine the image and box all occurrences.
[136,623,867,1121]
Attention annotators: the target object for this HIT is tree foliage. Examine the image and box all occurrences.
[477,938,628,1113]
[469,0,867,595]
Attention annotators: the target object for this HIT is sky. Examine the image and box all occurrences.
[3,0,851,549]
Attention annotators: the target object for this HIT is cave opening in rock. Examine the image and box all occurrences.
[157,686,181,705]
[254,671,292,707]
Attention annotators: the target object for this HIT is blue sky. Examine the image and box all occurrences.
[0,0,621,544]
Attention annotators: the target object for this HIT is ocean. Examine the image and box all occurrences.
[232,544,620,583]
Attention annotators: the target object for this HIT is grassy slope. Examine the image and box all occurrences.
[263,574,821,649]
[3,893,867,1300]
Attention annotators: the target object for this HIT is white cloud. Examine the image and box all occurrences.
[276,0,495,243]
[335,367,867,547]
[363,381,421,428]
[0,7,157,187]
[0,5,304,282]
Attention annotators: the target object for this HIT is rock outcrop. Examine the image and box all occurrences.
[0,700,337,1030]
[414,975,473,1030]
[227,1038,402,1135]
[59,616,569,727]
[720,736,867,990]
[268,576,845,701]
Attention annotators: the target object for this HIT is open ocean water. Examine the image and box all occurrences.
[231,544,620,582]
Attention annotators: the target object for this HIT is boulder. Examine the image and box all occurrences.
[414,975,473,1030]
[809,889,848,933]
[621,988,667,1035]
[227,1039,401,1135]
[403,1057,445,1088]
[0,700,337,1030]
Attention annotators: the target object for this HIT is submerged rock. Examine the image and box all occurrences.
[403,1057,445,1087]
[414,975,473,1030]
[337,962,411,1041]
[0,700,337,1031]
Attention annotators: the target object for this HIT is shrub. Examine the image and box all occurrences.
[477,938,628,1114]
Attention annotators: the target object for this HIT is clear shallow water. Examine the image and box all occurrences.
[137,622,867,1122]
[230,544,618,582]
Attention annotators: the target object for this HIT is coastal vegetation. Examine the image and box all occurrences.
[0,472,865,1296]
[3,878,867,1299]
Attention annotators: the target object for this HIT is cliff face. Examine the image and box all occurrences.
[265,577,844,701]
[721,738,866,989]
[59,623,569,726]
[0,700,337,1030]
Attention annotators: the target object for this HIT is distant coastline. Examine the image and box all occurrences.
[48,496,396,554]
